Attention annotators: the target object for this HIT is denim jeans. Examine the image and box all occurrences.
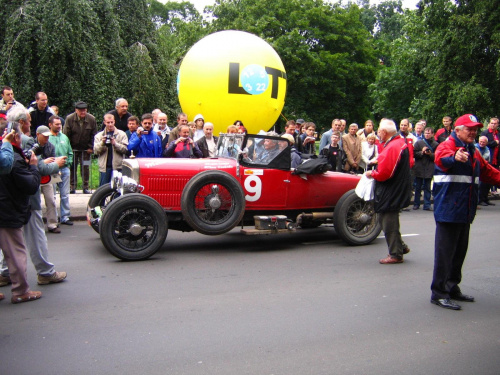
[99,168,113,187]
[414,177,432,209]
[55,167,71,222]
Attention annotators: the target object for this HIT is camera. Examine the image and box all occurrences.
[105,134,114,145]
[25,143,41,159]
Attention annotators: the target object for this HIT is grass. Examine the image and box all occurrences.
[73,158,100,190]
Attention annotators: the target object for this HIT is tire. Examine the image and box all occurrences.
[333,190,381,246]
[87,185,121,233]
[181,170,245,235]
[99,194,168,260]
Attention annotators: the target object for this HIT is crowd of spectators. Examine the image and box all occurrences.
[1,83,499,309]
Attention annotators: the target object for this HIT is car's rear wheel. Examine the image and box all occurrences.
[181,170,245,235]
[99,194,168,260]
[333,190,381,245]
[87,184,121,233]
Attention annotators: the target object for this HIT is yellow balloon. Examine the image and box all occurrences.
[178,30,287,135]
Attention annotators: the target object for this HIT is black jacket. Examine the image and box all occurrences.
[413,138,438,179]
[0,146,41,228]
[28,104,55,138]
[106,109,132,132]
[196,136,218,158]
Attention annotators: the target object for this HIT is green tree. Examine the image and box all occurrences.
[207,0,378,131]
[370,0,500,126]
[0,0,118,116]
[152,1,209,118]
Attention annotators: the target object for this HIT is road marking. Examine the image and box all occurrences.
[378,233,420,239]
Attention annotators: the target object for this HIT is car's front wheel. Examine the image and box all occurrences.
[181,170,245,235]
[99,194,168,260]
[87,184,121,233]
[333,190,381,245]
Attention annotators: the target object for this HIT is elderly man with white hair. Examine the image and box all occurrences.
[365,118,412,264]
[0,110,42,303]
[107,98,132,132]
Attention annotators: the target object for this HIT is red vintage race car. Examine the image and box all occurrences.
[87,133,381,260]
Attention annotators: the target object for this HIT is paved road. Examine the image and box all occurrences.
[1,207,499,374]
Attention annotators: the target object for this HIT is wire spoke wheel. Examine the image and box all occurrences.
[181,171,245,235]
[333,190,381,245]
[100,194,168,260]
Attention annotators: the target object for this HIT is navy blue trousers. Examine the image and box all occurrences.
[431,222,470,300]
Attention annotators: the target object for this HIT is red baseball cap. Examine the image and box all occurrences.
[454,114,482,128]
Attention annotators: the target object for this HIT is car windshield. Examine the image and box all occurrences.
[216,133,245,159]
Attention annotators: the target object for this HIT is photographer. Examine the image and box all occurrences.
[127,113,162,158]
[94,114,128,186]
[163,124,202,158]
[413,127,438,211]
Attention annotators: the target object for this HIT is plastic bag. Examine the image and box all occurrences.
[355,173,374,201]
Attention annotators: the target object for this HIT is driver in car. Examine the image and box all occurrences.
[254,132,280,164]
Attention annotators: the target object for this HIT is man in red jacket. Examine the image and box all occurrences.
[366,118,412,264]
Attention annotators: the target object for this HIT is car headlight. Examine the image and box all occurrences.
[110,171,143,194]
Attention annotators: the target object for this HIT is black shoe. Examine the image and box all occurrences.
[83,189,91,194]
[61,220,73,226]
[487,201,495,206]
[431,298,461,310]
[70,190,76,194]
[479,201,489,206]
[450,292,475,302]
[423,207,433,211]
[413,205,419,210]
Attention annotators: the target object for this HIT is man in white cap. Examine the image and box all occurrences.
[36,125,60,233]
[430,114,500,310]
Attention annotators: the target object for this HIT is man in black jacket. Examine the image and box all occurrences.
[413,127,438,210]
[196,122,218,158]
[0,112,42,304]
[366,118,412,264]
[27,92,55,138]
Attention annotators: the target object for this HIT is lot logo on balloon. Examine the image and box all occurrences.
[229,63,286,99]
[178,30,287,135]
